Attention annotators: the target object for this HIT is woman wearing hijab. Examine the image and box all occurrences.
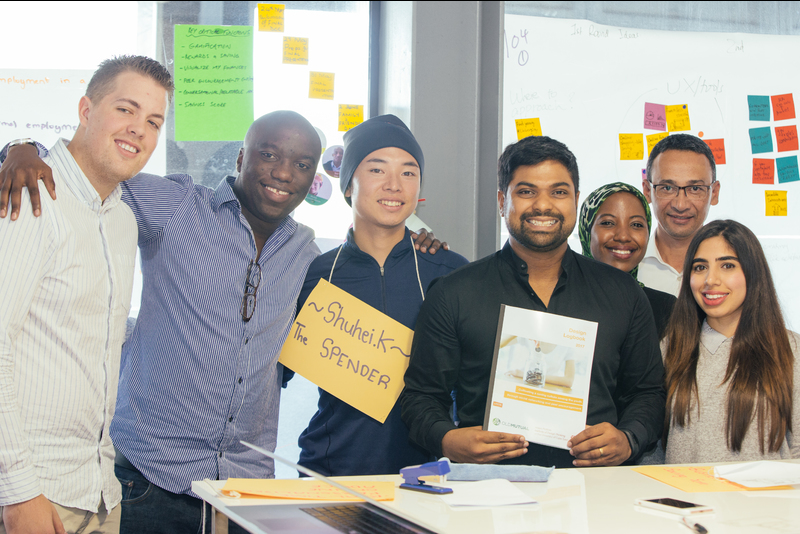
[579,182,676,338]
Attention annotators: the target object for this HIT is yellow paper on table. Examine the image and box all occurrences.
[222,479,395,501]
[646,132,669,156]
[257,4,285,32]
[515,118,542,140]
[279,279,413,423]
[766,190,788,216]
[665,104,691,132]
[633,465,792,493]
[619,134,644,160]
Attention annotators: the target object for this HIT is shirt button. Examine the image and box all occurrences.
[245,338,249,344]
[238,377,243,384]
[219,452,223,457]
[229,416,233,422]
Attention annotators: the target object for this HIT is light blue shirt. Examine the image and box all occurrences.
[109,173,319,497]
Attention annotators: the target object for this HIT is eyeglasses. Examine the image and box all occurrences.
[240,260,262,322]
[649,182,715,200]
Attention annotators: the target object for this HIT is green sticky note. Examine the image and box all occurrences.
[174,25,254,141]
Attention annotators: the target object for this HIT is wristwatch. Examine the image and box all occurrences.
[8,138,37,148]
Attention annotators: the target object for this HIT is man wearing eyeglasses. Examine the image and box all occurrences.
[639,134,721,296]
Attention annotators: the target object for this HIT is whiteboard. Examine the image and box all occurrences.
[502,15,800,330]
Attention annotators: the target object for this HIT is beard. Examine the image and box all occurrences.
[506,209,573,253]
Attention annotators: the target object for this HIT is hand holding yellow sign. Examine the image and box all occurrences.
[279,279,413,423]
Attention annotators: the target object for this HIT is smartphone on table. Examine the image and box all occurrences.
[634,497,714,516]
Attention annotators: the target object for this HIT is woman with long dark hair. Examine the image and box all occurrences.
[663,219,799,462]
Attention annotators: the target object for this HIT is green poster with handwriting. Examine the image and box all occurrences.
[174,25,254,141]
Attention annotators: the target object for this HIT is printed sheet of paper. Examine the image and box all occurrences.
[714,461,800,488]
[484,305,597,449]
[633,465,792,493]
[440,480,536,507]
[278,279,413,423]
[222,478,395,501]
[174,25,254,141]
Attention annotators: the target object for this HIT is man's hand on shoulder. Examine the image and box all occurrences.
[2,494,66,534]
[0,143,55,221]
[410,228,449,254]
[567,422,631,467]
[441,426,528,464]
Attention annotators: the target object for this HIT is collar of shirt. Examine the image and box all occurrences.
[499,240,572,301]
[213,176,299,242]
[341,227,414,261]
[47,138,123,213]
[700,319,730,354]
[644,230,681,276]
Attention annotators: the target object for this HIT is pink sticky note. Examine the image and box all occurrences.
[644,103,666,131]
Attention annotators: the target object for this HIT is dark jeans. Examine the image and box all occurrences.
[115,460,249,534]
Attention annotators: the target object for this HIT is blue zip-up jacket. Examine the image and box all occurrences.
[294,227,469,476]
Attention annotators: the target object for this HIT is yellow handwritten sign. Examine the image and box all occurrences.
[766,190,788,216]
[283,37,308,65]
[633,465,791,493]
[257,4,285,32]
[222,479,395,501]
[619,134,643,160]
[279,279,413,423]
[309,71,334,100]
[515,118,542,140]
[665,104,691,132]
[646,132,669,156]
[338,104,364,131]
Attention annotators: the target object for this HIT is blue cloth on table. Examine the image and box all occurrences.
[447,463,554,482]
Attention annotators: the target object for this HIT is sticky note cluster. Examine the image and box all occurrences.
[630,102,704,162]
[747,93,798,197]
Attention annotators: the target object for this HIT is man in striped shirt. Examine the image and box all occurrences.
[0,57,173,534]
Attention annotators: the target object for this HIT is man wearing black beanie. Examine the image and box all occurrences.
[292,115,469,476]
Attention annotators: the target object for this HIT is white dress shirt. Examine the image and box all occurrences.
[0,139,136,512]
[638,232,682,296]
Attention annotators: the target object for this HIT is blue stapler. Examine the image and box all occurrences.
[399,459,453,494]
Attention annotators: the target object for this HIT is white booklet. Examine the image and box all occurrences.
[483,304,598,450]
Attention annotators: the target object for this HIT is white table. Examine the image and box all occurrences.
[193,461,800,533]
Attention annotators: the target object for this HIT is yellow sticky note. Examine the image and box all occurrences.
[646,132,669,156]
[278,279,413,423]
[665,104,691,132]
[633,465,791,493]
[619,134,644,160]
[309,71,334,100]
[766,190,788,216]
[515,118,542,140]
[222,479,395,501]
[282,37,308,65]
[338,104,364,131]
[257,4,284,32]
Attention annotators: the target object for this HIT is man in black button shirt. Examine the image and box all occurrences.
[400,136,665,468]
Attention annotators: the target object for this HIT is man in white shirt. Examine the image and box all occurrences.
[0,56,172,534]
[639,134,720,295]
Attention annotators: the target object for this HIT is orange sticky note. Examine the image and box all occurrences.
[515,118,542,140]
[282,37,308,65]
[258,4,285,32]
[753,159,775,184]
[665,104,691,132]
[775,125,798,152]
[703,138,726,165]
[646,132,669,156]
[619,134,644,160]
[766,190,788,216]
[309,72,334,100]
[771,93,796,121]
[222,479,395,501]
[338,104,364,132]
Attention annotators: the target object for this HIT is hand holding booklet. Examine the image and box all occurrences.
[483,305,598,449]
